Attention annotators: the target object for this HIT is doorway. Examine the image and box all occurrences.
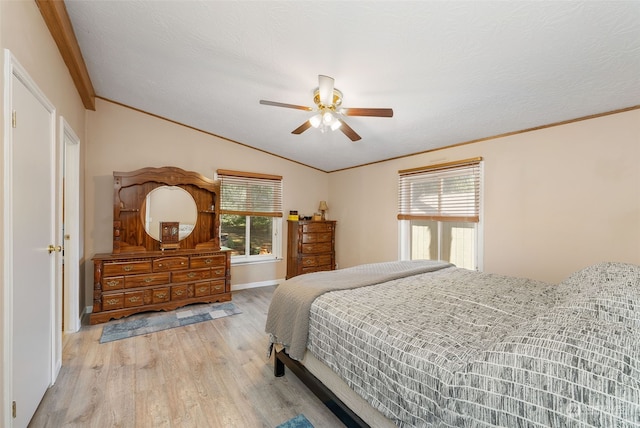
[60,117,81,335]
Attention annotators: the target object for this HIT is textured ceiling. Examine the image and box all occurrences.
[64,1,640,172]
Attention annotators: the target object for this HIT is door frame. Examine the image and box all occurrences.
[2,49,59,428]
[59,117,81,335]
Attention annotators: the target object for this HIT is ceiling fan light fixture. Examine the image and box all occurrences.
[261,74,392,142]
[309,113,322,128]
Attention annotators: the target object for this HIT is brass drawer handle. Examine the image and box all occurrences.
[213,286,223,291]
[214,269,223,275]
[128,296,140,303]
[156,292,167,299]
[106,280,119,287]
[187,272,196,278]
[106,298,119,305]
[144,277,154,283]
[123,266,134,272]
[174,290,184,296]
[198,286,207,292]
[204,258,213,264]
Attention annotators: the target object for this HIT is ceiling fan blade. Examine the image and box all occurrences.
[291,121,312,135]
[342,107,394,117]
[318,75,334,106]
[260,100,313,111]
[336,118,361,142]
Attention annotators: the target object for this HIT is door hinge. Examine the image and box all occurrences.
[12,400,16,418]
[12,111,17,128]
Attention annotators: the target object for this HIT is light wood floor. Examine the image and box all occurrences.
[29,286,344,427]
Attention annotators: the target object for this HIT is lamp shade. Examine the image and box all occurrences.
[309,113,322,128]
[318,201,328,211]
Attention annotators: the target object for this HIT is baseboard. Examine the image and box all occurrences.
[232,279,282,291]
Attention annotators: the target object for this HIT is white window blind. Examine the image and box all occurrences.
[217,170,283,217]
[398,157,482,222]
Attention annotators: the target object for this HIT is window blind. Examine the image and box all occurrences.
[217,170,283,217]
[398,157,482,222]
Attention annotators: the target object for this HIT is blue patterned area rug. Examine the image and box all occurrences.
[277,414,314,428]
[99,302,241,343]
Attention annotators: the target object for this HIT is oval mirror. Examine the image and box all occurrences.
[142,186,198,241]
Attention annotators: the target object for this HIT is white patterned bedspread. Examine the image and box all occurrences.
[307,262,640,427]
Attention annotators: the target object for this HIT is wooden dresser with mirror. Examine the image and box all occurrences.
[91,166,231,324]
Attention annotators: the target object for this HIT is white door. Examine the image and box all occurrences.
[61,118,81,334]
[7,57,57,427]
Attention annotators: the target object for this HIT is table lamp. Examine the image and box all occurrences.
[318,201,328,220]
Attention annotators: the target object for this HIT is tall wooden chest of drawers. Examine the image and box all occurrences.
[286,220,336,279]
[91,250,231,324]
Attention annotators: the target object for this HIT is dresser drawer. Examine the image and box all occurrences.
[301,242,332,254]
[300,255,332,269]
[152,287,171,303]
[103,276,124,291]
[302,222,333,233]
[301,232,333,244]
[210,281,225,295]
[153,257,189,272]
[210,266,226,279]
[171,284,191,300]
[190,254,226,269]
[124,291,145,308]
[301,255,319,267]
[317,254,333,267]
[194,282,210,297]
[172,268,211,283]
[102,293,124,311]
[103,260,152,276]
[124,272,170,288]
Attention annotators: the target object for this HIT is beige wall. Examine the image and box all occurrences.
[0,0,88,423]
[84,98,329,301]
[329,109,640,284]
[86,101,640,305]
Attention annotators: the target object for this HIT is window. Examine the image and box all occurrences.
[217,170,283,264]
[398,158,482,270]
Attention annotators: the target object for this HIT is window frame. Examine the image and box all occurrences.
[217,170,283,265]
[398,158,483,270]
[220,214,283,265]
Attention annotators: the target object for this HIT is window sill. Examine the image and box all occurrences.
[230,256,283,266]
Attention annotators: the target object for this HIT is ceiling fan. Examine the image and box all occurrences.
[260,75,393,142]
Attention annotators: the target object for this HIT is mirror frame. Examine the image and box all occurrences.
[112,166,220,254]
[141,185,198,242]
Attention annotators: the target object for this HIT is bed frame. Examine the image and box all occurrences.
[274,349,368,428]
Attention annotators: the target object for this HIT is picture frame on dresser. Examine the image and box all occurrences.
[91,166,231,324]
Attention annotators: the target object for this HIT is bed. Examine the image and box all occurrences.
[265,260,640,427]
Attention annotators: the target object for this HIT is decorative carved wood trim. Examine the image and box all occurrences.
[36,0,96,110]
[112,166,221,254]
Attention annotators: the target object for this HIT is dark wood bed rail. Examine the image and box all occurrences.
[274,349,369,428]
